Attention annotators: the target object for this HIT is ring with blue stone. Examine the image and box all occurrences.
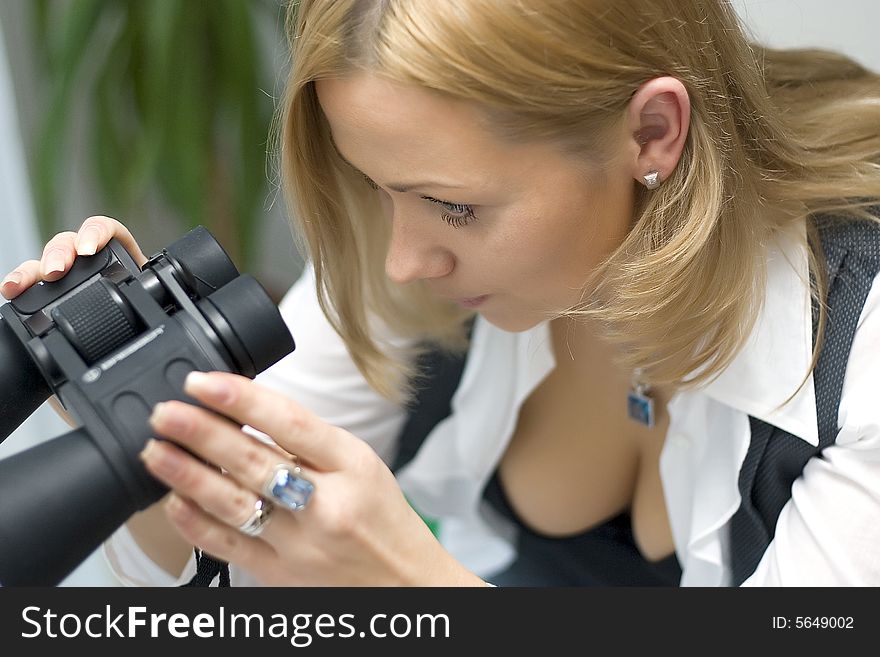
[263,463,315,512]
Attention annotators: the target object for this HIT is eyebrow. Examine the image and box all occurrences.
[331,142,466,193]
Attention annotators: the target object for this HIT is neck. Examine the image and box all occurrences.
[549,315,672,406]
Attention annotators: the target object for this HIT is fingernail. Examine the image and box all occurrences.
[149,402,166,427]
[44,251,66,275]
[149,401,187,433]
[140,438,182,477]
[140,438,158,461]
[76,225,102,256]
[185,371,233,403]
[1,271,22,287]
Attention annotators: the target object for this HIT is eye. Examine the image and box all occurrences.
[422,196,478,228]
[360,173,477,228]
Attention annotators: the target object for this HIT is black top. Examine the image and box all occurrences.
[482,470,681,586]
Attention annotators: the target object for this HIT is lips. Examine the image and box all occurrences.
[432,288,491,308]
[453,295,489,308]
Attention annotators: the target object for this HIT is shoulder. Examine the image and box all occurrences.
[837,263,880,443]
[813,206,880,266]
[816,210,880,441]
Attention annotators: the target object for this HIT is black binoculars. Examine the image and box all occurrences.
[0,226,295,585]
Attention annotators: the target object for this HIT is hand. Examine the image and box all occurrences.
[1,216,149,427]
[141,370,486,586]
[0,215,148,299]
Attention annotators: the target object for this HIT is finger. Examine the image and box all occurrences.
[140,438,277,531]
[182,371,353,471]
[147,400,320,503]
[40,231,79,280]
[75,216,149,266]
[47,395,77,429]
[1,259,41,299]
[3,216,148,298]
[163,493,278,574]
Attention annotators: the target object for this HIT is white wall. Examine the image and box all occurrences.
[731,0,879,70]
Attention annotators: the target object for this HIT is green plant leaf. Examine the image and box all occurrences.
[93,28,130,211]
[31,0,278,267]
[32,0,106,237]
[216,0,272,269]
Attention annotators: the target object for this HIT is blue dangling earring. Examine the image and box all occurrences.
[627,171,662,428]
[627,368,655,428]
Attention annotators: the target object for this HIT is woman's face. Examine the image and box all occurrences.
[316,73,635,332]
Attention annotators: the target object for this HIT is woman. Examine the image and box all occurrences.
[3,0,879,586]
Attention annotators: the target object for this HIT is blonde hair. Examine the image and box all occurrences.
[277,0,880,403]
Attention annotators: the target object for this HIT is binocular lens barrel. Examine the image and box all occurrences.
[164,226,240,298]
[200,275,295,378]
[0,317,52,436]
[0,427,127,586]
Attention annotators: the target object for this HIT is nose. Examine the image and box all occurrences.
[384,212,455,286]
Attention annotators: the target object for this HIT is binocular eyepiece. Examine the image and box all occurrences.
[0,226,295,586]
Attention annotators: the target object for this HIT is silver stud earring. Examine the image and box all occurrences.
[643,170,661,190]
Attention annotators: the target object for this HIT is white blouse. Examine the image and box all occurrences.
[104,224,880,586]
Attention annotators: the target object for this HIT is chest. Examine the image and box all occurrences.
[498,321,674,560]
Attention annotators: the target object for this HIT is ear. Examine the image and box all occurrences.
[626,77,690,188]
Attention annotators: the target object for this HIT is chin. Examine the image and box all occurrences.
[478,309,547,333]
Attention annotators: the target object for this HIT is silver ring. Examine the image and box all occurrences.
[237,497,275,536]
[262,463,315,512]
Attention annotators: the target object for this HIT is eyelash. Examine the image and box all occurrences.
[362,175,477,228]
[423,197,477,228]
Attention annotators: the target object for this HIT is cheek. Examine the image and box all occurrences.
[501,199,598,278]
[489,194,628,314]
[547,189,631,273]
